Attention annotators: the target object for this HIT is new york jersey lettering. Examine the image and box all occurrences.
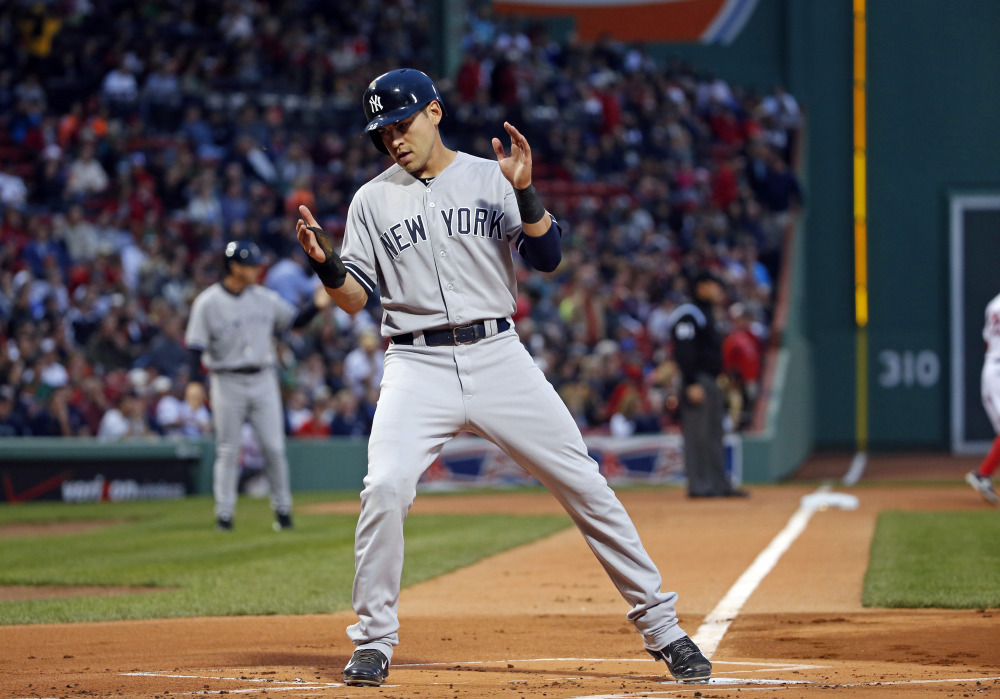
[440,207,505,240]
[379,215,427,258]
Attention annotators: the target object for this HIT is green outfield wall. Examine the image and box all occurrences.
[655,1,1000,452]
[191,439,371,494]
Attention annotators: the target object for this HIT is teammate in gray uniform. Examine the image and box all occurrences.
[185,241,330,531]
[295,69,711,687]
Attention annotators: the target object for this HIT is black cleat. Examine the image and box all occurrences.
[216,516,233,531]
[689,488,749,498]
[648,635,712,683]
[343,648,389,686]
[273,512,294,531]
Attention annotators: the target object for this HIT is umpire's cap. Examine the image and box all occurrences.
[224,240,262,273]
[691,268,724,287]
[362,69,446,154]
[685,267,726,295]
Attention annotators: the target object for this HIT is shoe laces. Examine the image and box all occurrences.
[666,638,701,664]
[354,649,386,665]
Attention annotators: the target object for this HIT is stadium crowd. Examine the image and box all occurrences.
[0,0,802,441]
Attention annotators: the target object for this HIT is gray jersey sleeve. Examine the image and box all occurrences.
[185,291,211,351]
[503,180,526,247]
[340,197,381,297]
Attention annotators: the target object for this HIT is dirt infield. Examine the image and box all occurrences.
[2,453,999,698]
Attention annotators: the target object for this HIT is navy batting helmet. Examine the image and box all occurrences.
[362,69,446,154]
[223,240,262,273]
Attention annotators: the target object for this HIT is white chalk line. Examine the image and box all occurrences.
[121,671,348,692]
[120,666,1000,697]
[834,676,1000,687]
[566,675,1000,699]
[396,658,823,671]
[843,451,868,485]
[691,484,837,658]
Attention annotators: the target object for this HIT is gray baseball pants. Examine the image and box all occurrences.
[210,368,293,519]
[346,331,686,662]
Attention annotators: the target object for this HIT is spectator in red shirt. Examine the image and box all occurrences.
[722,303,762,428]
[455,53,483,102]
[293,387,333,438]
[710,156,739,211]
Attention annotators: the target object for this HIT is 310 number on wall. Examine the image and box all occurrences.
[878,350,940,388]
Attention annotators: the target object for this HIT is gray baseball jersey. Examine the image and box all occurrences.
[340,153,687,663]
[340,152,524,337]
[186,283,297,370]
[185,282,296,522]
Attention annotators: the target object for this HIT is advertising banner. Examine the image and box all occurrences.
[2,459,194,503]
[419,433,742,490]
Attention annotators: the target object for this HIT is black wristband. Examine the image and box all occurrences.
[514,184,546,225]
[188,347,206,383]
[305,226,347,288]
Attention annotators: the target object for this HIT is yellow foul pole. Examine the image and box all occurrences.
[847,0,869,484]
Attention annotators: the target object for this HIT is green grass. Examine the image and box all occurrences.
[0,492,571,625]
[862,510,1000,608]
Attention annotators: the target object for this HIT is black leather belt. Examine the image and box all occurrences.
[219,366,263,374]
[392,319,509,347]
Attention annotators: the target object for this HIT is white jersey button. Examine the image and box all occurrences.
[429,202,435,208]
[439,251,446,257]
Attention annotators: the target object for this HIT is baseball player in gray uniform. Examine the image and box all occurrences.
[185,240,329,531]
[295,69,711,687]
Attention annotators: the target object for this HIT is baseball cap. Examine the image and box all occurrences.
[689,268,724,287]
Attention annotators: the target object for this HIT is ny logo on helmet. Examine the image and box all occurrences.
[369,95,383,113]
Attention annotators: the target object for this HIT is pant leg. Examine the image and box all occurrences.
[462,334,686,650]
[247,369,293,515]
[680,382,711,496]
[681,373,729,496]
[346,346,465,662]
[209,374,246,520]
[703,376,730,492]
[979,360,1000,477]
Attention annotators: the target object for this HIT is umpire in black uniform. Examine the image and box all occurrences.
[670,269,748,498]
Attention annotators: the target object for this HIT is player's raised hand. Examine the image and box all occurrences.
[296,204,348,290]
[492,121,533,189]
[296,205,328,263]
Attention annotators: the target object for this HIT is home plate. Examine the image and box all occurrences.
[693,677,811,685]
